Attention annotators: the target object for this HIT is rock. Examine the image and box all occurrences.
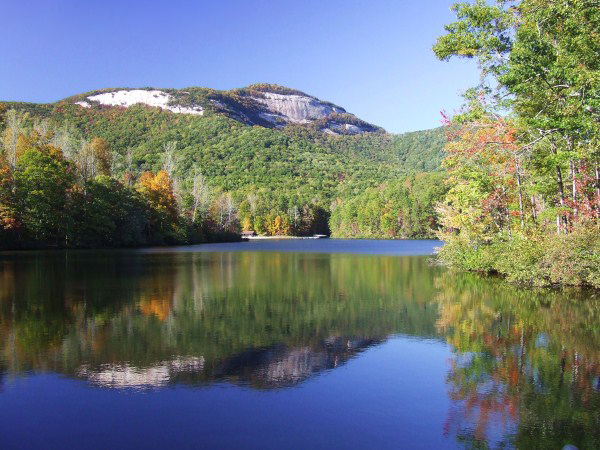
[86,89,204,115]
[251,92,344,123]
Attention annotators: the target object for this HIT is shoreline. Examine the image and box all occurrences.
[243,235,328,240]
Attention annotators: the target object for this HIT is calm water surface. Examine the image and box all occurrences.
[0,239,598,449]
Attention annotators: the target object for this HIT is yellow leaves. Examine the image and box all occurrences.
[77,137,112,180]
[90,137,112,176]
[136,170,179,224]
[242,216,252,231]
[138,296,172,321]
[267,214,285,235]
[274,215,282,232]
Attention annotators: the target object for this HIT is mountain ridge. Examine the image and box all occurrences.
[9,83,384,136]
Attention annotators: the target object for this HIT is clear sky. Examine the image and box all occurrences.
[0,0,479,134]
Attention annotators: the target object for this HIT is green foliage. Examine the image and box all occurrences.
[330,173,448,238]
[437,225,600,288]
[542,225,600,288]
[0,120,243,249]
[502,0,600,138]
[243,83,313,97]
[0,104,6,128]
[1,86,448,240]
[69,175,148,247]
[433,0,515,76]
[391,127,448,171]
[15,142,76,244]
[434,0,600,288]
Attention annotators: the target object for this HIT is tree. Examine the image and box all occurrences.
[0,104,6,129]
[90,137,112,176]
[2,109,24,170]
[191,170,211,225]
[136,170,179,242]
[214,192,238,233]
[0,163,20,244]
[15,140,76,245]
[162,141,177,177]
[70,175,147,247]
[433,0,600,285]
[434,0,600,231]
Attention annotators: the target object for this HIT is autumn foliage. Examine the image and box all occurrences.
[0,114,241,249]
[434,0,600,287]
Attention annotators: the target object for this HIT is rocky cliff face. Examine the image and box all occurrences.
[251,91,345,123]
[69,84,382,135]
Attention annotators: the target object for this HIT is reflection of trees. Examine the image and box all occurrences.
[436,271,600,449]
[2,249,598,446]
[0,251,440,388]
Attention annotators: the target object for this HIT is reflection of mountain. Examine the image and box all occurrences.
[0,250,439,389]
[76,357,205,389]
[208,337,381,389]
[73,337,380,390]
[1,248,598,448]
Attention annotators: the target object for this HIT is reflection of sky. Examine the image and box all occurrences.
[535,333,548,348]
[136,239,443,255]
[1,242,597,448]
[0,336,457,449]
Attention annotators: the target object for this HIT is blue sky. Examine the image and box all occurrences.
[0,0,479,133]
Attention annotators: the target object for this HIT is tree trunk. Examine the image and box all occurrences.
[556,165,569,232]
[556,165,566,205]
[551,139,568,233]
[570,159,577,219]
[516,162,525,228]
[596,162,600,227]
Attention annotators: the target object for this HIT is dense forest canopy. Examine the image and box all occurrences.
[0,85,448,248]
[433,0,600,287]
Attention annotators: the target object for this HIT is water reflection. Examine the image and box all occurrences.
[0,248,598,448]
[436,271,600,449]
[0,251,439,389]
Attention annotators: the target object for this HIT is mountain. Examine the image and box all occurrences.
[1,84,447,239]
[61,83,383,135]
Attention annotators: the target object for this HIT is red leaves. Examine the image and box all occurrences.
[446,119,519,166]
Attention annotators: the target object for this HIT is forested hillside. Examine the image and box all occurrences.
[0,85,447,247]
[330,173,448,239]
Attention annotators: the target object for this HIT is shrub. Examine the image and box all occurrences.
[542,225,600,288]
[438,225,600,288]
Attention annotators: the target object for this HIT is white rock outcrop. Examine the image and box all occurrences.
[344,124,362,133]
[83,89,204,115]
[251,92,343,123]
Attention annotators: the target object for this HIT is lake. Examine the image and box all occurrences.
[0,239,598,449]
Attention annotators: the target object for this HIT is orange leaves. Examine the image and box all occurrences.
[138,296,173,321]
[446,119,519,169]
[136,170,179,224]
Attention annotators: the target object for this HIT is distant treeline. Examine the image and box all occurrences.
[330,173,448,239]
